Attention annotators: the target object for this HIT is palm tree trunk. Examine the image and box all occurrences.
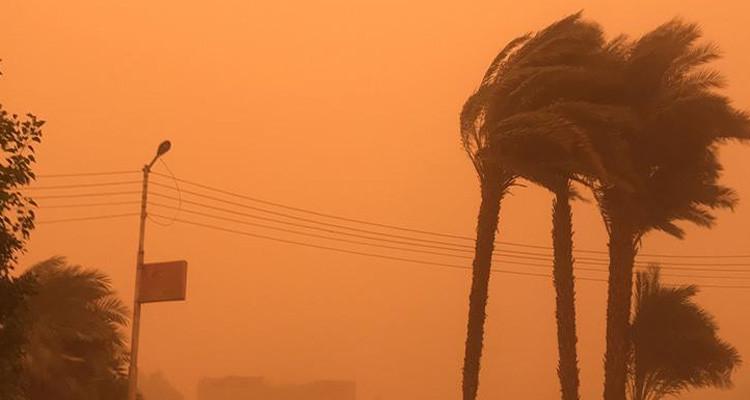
[462,181,503,400]
[603,222,637,400]
[552,188,581,400]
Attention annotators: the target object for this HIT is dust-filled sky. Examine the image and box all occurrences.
[2,1,749,399]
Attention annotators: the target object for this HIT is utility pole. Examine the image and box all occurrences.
[127,140,172,400]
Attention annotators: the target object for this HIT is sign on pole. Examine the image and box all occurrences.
[139,260,188,303]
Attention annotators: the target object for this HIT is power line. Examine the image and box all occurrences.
[147,195,625,264]
[149,202,563,268]
[147,204,750,281]
[152,213,554,278]
[26,206,750,285]
[149,199,477,252]
[38,201,140,209]
[33,191,141,199]
[149,189,477,250]
[148,192,750,270]
[147,158,182,227]
[26,181,141,190]
[150,193,589,262]
[150,214,750,290]
[150,173,474,241]
[33,196,750,280]
[36,170,140,178]
[36,213,139,224]
[149,174,750,260]
[30,171,750,263]
[146,175,599,254]
[150,202,477,258]
[29,191,594,265]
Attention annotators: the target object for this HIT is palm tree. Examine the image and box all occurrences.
[594,20,750,400]
[19,257,131,400]
[459,13,621,400]
[490,103,636,400]
[629,267,741,400]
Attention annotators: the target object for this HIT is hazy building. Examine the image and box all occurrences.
[197,376,355,400]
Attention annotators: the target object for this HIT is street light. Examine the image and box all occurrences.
[127,140,171,400]
[150,140,172,166]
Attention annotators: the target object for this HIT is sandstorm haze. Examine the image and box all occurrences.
[1,1,749,399]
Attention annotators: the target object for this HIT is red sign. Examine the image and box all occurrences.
[139,260,188,303]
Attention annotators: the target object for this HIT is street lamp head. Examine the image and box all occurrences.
[156,140,171,157]
[147,140,172,169]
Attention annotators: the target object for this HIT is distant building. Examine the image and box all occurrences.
[197,376,356,400]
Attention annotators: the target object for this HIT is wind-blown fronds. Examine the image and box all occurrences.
[490,101,638,193]
[460,11,610,182]
[459,12,615,400]
[594,18,750,237]
[19,257,131,400]
[629,267,741,400]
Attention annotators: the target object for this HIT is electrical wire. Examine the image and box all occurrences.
[28,170,750,271]
[149,172,475,240]
[147,159,181,227]
[149,173,750,260]
[150,213,569,278]
[148,192,750,270]
[33,191,140,199]
[150,214,750,290]
[149,199,477,252]
[27,202,750,282]
[26,204,750,282]
[36,170,140,178]
[26,181,141,190]
[149,189,478,250]
[29,168,750,260]
[37,201,140,209]
[36,213,139,224]
[147,203,750,281]
[33,196,750,281]
[150,201,554,265]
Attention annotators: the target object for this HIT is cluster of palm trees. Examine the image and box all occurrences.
[459,12,749,400]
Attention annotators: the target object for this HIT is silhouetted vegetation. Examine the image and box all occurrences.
[0,67,43,399]
[18,257,132,400]
[460,13,616,400]
[0,9,747,400]
[461,12,749,400]
[588,21,750,400]
[630,267,741,400]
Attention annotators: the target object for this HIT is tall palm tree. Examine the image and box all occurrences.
[489,101,635,400]
[19,257,131,400]
[460,13,620,400]
[629,267,741,400]
[593,20,750,400]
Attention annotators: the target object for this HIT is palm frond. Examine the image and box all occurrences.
[630,267,741,400]
[19,257,131,399]
[594,17,750,237]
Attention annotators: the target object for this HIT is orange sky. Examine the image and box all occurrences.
[1,1,749,399]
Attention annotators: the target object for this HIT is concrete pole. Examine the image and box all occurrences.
[127,165,150,400]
